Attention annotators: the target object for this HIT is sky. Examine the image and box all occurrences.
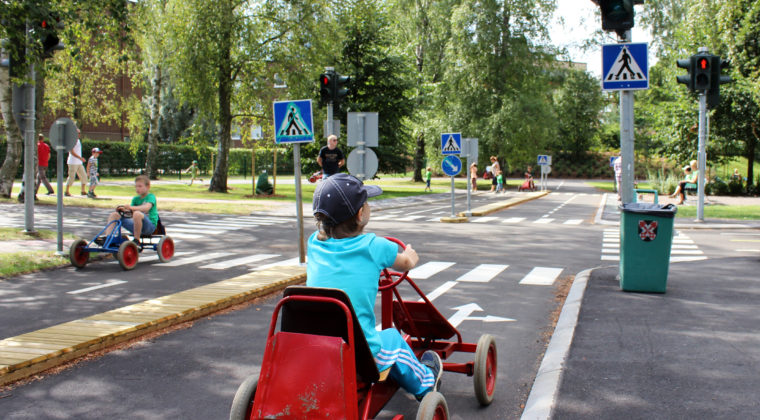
[549,1,652,78]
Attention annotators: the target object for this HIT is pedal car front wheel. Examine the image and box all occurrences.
[157,236,175,263]
[117,241,139,270]
[474,333,497,406]
[229,375,257,420]
[416,391,449,420]
[69,239,89,268]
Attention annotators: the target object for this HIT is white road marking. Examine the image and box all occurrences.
[563,219,583,225]
[166,233,203,240]
[471,217,499,223]
[421,281,458,302]
[200,254,280,270]
[251,257,303,271]
[502,217,526,224]
[165,227,228,235]
[68,280,127,295]
[409,262,456,280]
[519,267,564,285]
[139,251,193,263]
[533,218,554,224]
[158,252,235,267]
[456,264,509,283]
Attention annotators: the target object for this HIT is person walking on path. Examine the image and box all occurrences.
[86,148,102,198]
[35,133,54,196]
[184,160,202,185]
[316,134,345,178]
[489,156,500,193]
[470,163,478,192]
[425,167,432,192]
[614,156,622,201]
[65,129,87,197]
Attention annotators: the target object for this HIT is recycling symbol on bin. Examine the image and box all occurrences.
[638,220,658,241]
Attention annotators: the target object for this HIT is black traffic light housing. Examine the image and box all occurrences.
[707,56,732,109]
[694,54,711,91]
[676,58,694,91]
[319,72,334,104]
[333,74,350,103]
[40,16,64,58]
[598,0,635,35]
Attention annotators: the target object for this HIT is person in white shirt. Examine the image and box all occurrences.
[65,129,88,196]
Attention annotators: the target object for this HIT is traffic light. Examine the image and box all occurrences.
[319,72,333,103]
[707,56,732,109]
[694,55,711,91]
[39,16,64,58]
[598,0,635,34]
[676,57,694,91]
[333,74,350,103]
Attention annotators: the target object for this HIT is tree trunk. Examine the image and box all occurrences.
[748,122,758,189]
[0,68,23,197]
[413,132,425,182]
[209,52,232,193]
[145,64,162,180]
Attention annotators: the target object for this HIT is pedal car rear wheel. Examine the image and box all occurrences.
[229,375,258,420]
[117,241,139,270]
[157,236,175,263]
[474,333,497,406]
[416,391,449,420]
[69,238,89,268]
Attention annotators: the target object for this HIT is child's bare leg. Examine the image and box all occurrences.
[133,211,144,238]
[104,212,120,235]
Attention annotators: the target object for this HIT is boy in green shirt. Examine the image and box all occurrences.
[104,175,158,238]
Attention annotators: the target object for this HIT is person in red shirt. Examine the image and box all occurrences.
[35,133,55,195]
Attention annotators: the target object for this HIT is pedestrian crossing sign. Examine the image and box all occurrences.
[441,133,461,155]
[602,43,648,91]
[273,99,314,144]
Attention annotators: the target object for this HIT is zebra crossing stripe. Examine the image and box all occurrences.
[456,264,508,282]
[471,217,499,224]
[519,267,563,285]
[200,254,280,270]
[426,217,441,222]
[502,217,526,224]
[159,252,235,267]
[166,227,229,235]
[252,257,302,271]
[563,219,583,225]
[533,218,554,224]
[168,233,204,240]
[139,251,194,263]
[421,281,458,302]
[170,224,238,232]
[409,262,455,279]
[395,215,426,222]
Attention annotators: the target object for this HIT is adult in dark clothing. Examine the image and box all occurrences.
[317,134,345,178]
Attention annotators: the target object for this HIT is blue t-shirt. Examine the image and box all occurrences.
[306,232,397,358]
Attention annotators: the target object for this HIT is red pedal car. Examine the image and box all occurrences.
[230,237,497,419]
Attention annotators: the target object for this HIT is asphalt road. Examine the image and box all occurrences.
[1,180,608,419]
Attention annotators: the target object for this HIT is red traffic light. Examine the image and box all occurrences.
[698,57,709,70]
[321,75,329,86]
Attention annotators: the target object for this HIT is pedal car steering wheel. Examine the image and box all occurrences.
[379,236,411,291]
[117,206,133,218]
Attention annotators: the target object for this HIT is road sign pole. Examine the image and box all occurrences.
[357,114,365,181]
[466,156,472,216]
[619,30,635,204]
[697,91,708,222]
[293,143,305,263]
[55,123,65,254]
[450,176,456,217]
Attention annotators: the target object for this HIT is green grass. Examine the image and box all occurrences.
[674,205,760,220]
[713,157,760,180]
[0,228,75,279]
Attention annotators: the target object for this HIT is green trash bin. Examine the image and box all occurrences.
[619,202,678,293]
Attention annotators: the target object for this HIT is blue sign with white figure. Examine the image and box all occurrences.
[441,155,462,176]
[441,133,462,155]
[273,99,314,144]
[602,43,649,91]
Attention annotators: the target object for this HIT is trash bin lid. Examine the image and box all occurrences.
[618,202,678,218]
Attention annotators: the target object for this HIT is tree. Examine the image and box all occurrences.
[552,69,605,158]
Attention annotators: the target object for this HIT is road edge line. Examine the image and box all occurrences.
[520,267,592,420]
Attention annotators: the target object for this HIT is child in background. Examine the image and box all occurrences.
[184,160,202,186]
[470,163,478,192]
[86,148,102,198]
[425,167,432,192]
[496,170,504,193]
[307,173,442,401]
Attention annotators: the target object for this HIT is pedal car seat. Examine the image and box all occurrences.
[281,286,380,384]
[141,218,166,238]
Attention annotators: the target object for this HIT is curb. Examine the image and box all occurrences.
[457,191,549,217]
[0,265,305,387]
[521,268,592,420]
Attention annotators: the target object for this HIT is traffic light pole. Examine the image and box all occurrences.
[19,23,36,233]
[619,30,635,204]
[697,91,708,222]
